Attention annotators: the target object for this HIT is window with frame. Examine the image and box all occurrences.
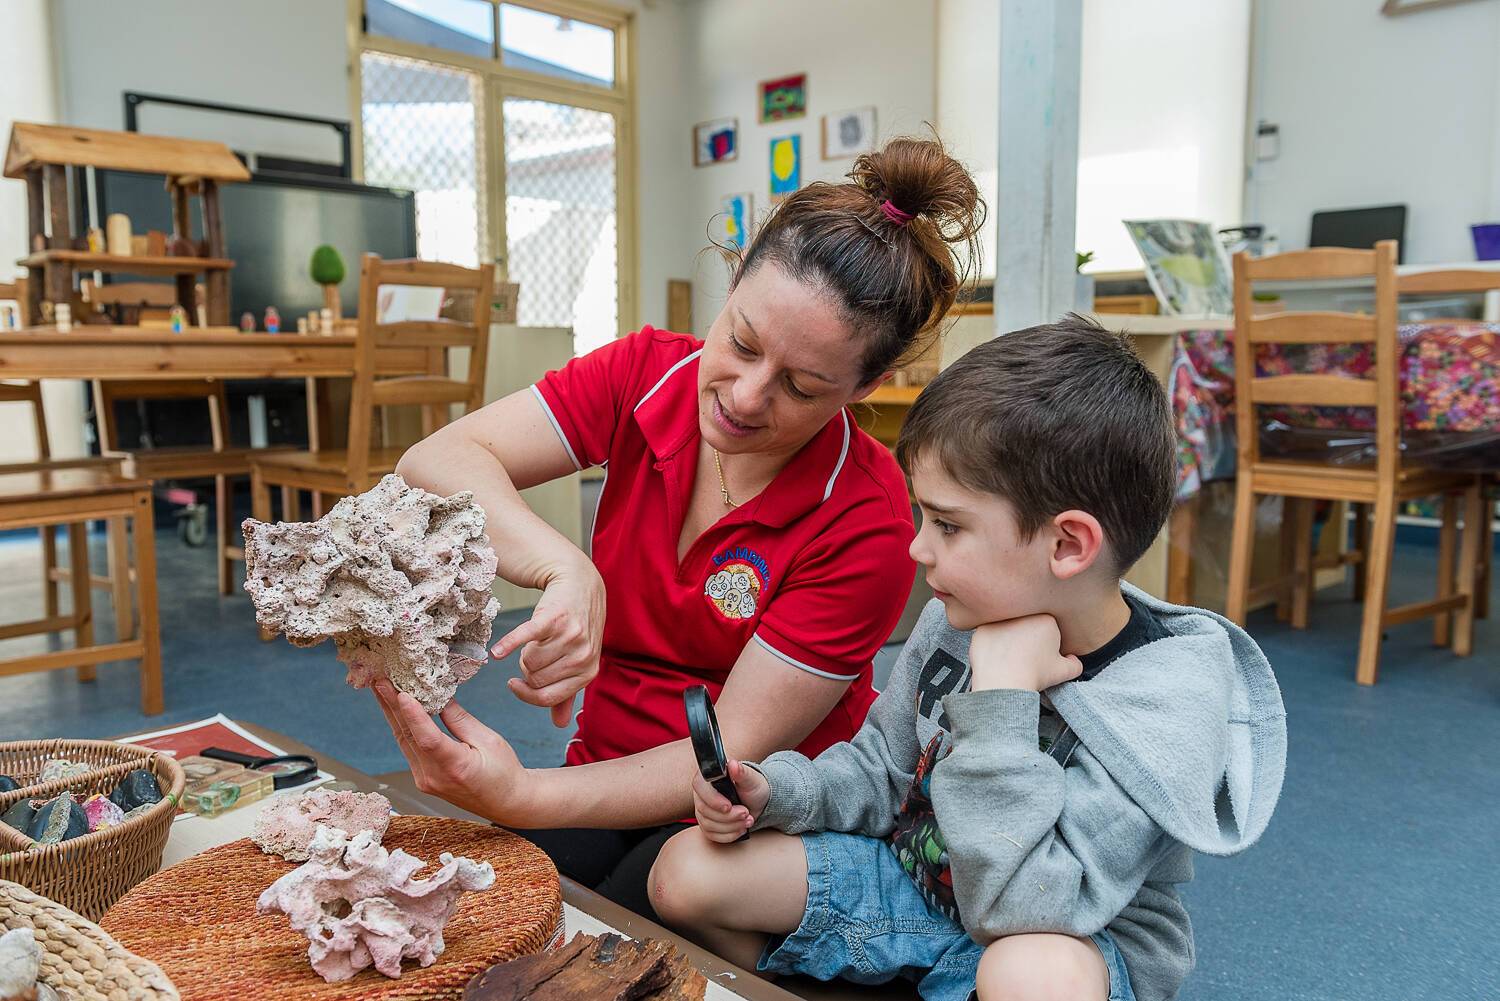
[356,0,633,353]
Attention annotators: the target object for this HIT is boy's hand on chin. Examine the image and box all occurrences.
[968,614,1083,693]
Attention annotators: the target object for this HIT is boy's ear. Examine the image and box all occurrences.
[1048,510,1107,581]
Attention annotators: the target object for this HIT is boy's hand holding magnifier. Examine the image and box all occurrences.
[685,685,770,844]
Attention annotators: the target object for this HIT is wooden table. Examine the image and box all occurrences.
[125,720,824,1001]
[0,327,430,381]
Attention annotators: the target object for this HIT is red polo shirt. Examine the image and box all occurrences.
[531,327,915,767]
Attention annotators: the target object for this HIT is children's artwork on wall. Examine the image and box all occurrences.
[769,136,801,203]
[822,106,877,159]
[718,192,753,250]
[759,74,807,123]
[693,117,738,166]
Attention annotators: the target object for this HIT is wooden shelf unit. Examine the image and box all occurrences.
[5,122,249,327]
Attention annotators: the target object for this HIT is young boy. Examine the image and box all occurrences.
[648,316,1287,1001]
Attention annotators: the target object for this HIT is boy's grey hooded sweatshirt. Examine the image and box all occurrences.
[752,586,1287,1001]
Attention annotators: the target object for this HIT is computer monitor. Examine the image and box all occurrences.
[1309,204,1407,263]
[92,169,418,320]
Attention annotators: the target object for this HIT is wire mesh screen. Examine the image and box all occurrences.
[503,97,617,354]
[362,50,487,268]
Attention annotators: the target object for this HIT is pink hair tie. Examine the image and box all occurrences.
[881,199,915,226]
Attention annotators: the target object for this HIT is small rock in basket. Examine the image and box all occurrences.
[0,768,162,846]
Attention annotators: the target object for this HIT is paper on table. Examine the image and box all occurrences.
[123,714,333,822]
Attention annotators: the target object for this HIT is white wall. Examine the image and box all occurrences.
[0,0,89,462]
[675,0,938,330]
[937,0,1249,276]
[1246,0,1500,263]
[1076,0,1249,271]
[936,0,999,279]
[47,0,697,336]
[53,0,350,138]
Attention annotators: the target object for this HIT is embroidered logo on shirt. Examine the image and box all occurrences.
[704,547,769,620]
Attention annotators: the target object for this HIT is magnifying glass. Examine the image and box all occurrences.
[201,747,320,790]
[684,684,749,843]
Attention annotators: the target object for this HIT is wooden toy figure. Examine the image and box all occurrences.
[264,306,281,333]
[240,311,256,332]
[169,305,188,333]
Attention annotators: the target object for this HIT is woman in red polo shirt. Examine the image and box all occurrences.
[375,136,984,918]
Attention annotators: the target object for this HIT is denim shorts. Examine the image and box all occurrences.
[758,831,1135,1001]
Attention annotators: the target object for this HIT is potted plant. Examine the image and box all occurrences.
[1076,251,1096,312]
[309,245,346,322]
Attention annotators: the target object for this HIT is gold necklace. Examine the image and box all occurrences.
[712,448,737,507]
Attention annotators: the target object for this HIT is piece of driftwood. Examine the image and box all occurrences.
[463,933,706,1001]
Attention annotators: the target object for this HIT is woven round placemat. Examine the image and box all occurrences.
[0,879,179,1001]
[99,817,563,1001]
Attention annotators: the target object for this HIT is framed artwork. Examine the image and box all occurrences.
[822,106,877,159]
[759,73,807,123]
[717,192,754,250]
[769,135,801,203]
[693,117,738,166]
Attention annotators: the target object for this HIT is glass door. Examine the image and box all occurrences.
[500,95,619,356]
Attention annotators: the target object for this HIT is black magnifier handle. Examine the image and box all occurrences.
[684,685,748,842]
[201,747,319,790]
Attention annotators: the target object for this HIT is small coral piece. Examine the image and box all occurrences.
[242,474,501,713]
[256,825,494,983]
[253,788,392,862]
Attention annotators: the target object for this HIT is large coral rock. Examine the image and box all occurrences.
[253,788,392,862]
[257,826,495,983]
[243,474,501,712]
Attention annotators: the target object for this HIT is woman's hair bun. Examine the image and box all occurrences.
[850,134,985,245]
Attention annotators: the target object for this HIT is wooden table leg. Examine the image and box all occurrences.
[251,467,276,642]
[67,522,96,683]
[108,515,134,643]
[40,524,59,618]
[1166,497,1196,606]
[1452,482,1484,659]
[1435,492,1457,646]
[131,491,164,715]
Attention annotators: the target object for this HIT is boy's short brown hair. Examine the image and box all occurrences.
[895,314,1175,575]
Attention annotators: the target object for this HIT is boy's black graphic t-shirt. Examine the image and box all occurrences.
[887,593,1170,922]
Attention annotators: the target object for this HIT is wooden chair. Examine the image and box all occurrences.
[0,467,164,714]
[92,378,273,595]
[250,253,494,543]
[1225,241,1486,685]
[1392,267,1500,621]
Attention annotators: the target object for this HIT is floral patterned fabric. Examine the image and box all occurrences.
[1171,322,1500,501]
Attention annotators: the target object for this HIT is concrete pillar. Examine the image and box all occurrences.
[993,0,1083,335]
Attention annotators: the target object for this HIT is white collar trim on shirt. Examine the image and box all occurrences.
[633,348,703,411]
[821,410,850,503]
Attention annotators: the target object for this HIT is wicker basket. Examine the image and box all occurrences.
[0,878,179,1000]
[0,739,185,921]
